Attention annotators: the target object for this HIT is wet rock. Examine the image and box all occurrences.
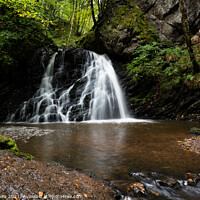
[129,172,146,179]
[186,173,200,186]
[190,127,200,135]
[127,182,147,197]
[157,178,180,189]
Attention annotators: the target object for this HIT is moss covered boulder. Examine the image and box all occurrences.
[0,135,35,160]
[0,135,19,152]
[78,0,159,60]
[190,127,200,135]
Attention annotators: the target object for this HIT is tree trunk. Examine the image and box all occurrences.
[99,0,106,19]
[179,0,200,74]
[90,0,96,25]
[67,0,77,46]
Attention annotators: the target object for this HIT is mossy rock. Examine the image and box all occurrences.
[190,127,200,135]
[76,29,96,51]
[0,135,35,160]
[78,0,159,59]
[0,135,19,152]
[13,151,36,160]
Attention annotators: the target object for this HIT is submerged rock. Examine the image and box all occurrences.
[157,178,180,189]
[127,171,200,199]
[179,136,200,154]
[190,127,200,135]
[129,172,146,179]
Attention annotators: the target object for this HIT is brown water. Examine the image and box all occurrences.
[16,121,200,199]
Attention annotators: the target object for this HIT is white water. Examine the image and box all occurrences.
[9,50,145,123]
[80,52,128,120]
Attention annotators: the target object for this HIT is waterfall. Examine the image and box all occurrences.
[9,50,129,123]
[81,52,127,120]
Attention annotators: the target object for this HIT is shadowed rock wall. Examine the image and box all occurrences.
[134,0,200,42]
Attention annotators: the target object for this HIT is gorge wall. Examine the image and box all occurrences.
[81,0,200,61]
[134,0,200,42]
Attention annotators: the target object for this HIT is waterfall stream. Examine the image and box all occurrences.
[9,50,129,123]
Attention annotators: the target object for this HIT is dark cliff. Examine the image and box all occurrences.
[80,0,200,60]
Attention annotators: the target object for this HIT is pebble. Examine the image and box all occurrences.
[0,126,54,142]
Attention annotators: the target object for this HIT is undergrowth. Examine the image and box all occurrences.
[127,42,200,91]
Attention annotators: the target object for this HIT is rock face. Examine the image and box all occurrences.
[80,0,200,60]
[80,0,159,60]
[134,0,200,42]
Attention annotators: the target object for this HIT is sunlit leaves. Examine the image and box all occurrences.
[0,0,51,27]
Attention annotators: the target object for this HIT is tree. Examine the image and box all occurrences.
[67,0,76,46]
[90,0,96,25]
[98,0,106,19]
[178,0,200,74]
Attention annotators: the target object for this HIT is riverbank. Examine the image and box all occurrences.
[0,150,119,200]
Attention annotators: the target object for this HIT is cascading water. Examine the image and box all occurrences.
[9,50,129,123]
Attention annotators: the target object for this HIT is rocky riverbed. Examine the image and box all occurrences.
[178,127,200,154]
[0,150,119,200]
[0,127,120,199]
[0,126,54,142]
[179,136,200,154]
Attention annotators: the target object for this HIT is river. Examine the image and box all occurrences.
[12,120,200,199]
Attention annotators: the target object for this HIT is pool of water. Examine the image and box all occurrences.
[14,120,200,199]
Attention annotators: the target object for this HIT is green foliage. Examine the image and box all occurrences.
[0,0,51,26]
[0,1,53,81]
[0,0,99,49]
[127,42,200,90]
[130,96,149,104]
[109,2,159,43]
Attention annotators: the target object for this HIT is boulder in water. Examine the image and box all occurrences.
[190,127,200,135]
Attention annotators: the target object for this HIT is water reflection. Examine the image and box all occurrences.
[17,121,200,194]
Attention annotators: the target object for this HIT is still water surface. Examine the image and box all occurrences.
[16,121,200,197]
